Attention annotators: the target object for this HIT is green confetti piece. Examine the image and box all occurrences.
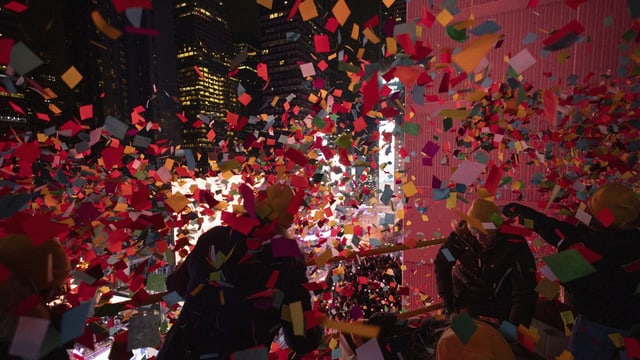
[401,122,420,135]
[146,273,167,292]
[443,117,453,131]
[450,311,477,344]
[336,133,353,148]
[543,249,597,283]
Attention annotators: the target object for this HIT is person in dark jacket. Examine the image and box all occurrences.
[434,198,538,328]
[502,183,640,360]
[0,233,72,360]
[157,184,324,360]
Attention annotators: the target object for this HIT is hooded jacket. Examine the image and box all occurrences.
[503,203,640,329]
[157,223,322,359]
[434,221,538,327]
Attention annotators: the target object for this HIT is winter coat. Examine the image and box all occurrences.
[157,224,322,359]
[503,203,640,329]
[434,222,538,327]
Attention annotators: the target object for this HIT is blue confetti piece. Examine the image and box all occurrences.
[499,320,517,342]
[470,20,502,36]
[522,32,537,45]
[441,248,456,262]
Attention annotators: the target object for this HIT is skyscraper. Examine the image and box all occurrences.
[259,0,331,119]
[173,0,238,158]
[58,0,180,144]
[0,7,28,133]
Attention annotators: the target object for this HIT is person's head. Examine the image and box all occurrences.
[466,199,502,247]
[256,183,296,229]
[436,319,515,360]
[588,183,640,230]
[0,234,70,301]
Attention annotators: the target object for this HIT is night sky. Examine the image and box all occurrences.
[226,0,261,37]
[225,0,380,38]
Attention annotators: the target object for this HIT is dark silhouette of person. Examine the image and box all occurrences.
[434,198,538,328]
[157,184,323,359]
[502,183,640,359]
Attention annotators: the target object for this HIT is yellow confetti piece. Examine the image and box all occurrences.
[289,301,305,336]
[314,249,333,267]
[164,192,190,213]
[466,90,487,102]
[608,333,625,348]
[436,9,454,26]
[298,0,318,21]
[446,192,457,209]
[560,310,575,325]
[350,23,360,40]
[61,66,83,89]
[386,37,397,55]
[332,0,350,26]
[401,181,418,197]
[439,109,470,119]
[362,27,381,44]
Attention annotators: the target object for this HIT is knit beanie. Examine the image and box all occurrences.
[436,320,516,360]
[467,199,501,234]
[589,184,640,229]
[0,233,70,291]
[256,184,295,227]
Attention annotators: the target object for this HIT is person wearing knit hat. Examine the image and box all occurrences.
[0,233,72,359]
[0,233,70,300]
[436,319,516,360]
[158,183,323,359]
[256,183,296,228]
[434,198,538,330]
[466,198,502,247]
[588,183,640,230]
[502,183,640,360]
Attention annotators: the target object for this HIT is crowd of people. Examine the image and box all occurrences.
[320,254,403,321]
[1,182,639,359]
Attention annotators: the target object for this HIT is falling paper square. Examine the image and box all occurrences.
[450,311,477,344]
[0,38,14,65]
[300,62,316,77]
[332,0,351,26]
[542,249,596,283]
[127,313,161,350]
[60,301,93,345]
[450,160,485,186]
[9,41,43,75]
[298,0,319,21]
[314,34,330,53]
[9,316,50,359]
[508,48,536,74]
[451,34,500,74]
[104,115,129,140]
[61,66,83,89]
[355,337,385,360]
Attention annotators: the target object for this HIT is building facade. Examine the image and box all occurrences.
[402,0,635,308]
[174,0,238,159]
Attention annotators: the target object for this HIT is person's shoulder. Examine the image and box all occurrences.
[195,225,235,246]
[199,225,233,238]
